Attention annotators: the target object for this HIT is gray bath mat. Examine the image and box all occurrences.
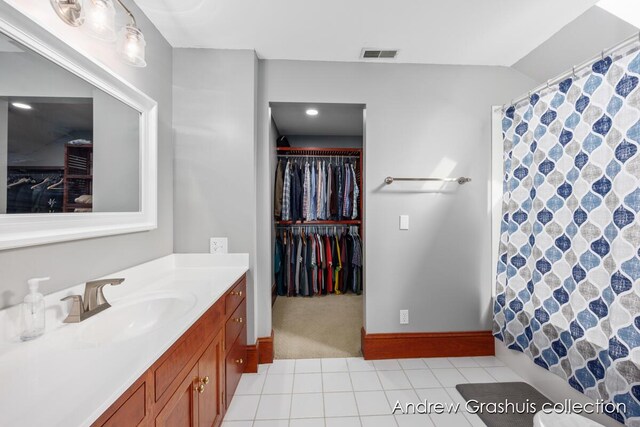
[456,382,552,427]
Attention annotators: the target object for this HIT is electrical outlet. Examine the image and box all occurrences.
[400,309,409,325]
[209,237,228,254]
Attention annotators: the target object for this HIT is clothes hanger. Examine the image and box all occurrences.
[31,177,51,190]
[8,177,33,188]
[47,178,64,190]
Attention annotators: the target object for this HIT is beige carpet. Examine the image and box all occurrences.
[272,293,363,359]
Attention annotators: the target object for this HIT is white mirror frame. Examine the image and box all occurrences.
[0,5,157,250]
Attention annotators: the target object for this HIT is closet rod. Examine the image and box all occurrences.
[277,154,359,159]
[504,31,640,111]
[276,226,352,228]
[384,176,472,185]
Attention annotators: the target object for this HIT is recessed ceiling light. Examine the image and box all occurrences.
[306,109,318,116]
[12,102,32,110]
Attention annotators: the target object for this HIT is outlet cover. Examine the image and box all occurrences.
[209,237,228,254]
[400,309,409,325]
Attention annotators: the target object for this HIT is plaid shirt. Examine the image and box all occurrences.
[351,164,359,219]
[281,161,292,221]
[302,162,310,219]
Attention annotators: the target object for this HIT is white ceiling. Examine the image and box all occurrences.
[134,0,598,66]
[271,103,364,136]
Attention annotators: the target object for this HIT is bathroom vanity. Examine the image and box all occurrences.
[0,254,249,427]
[93,272,247,427]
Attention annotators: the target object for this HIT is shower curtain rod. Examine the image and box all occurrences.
[503,31,640,111]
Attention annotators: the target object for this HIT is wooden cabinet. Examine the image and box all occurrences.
[197,332,224,427]
[92,274,247,427]
[155,364,198,427]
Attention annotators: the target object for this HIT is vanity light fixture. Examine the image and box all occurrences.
[82,0,117,42]
[306,109,319,116]
[50,0,146,67]
[11,102,32,110]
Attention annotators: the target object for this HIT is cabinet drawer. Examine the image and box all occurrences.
[154,303,222,402]
[102,382,146,427]
[225,327,247,408]
[225,300,246,350]
[225,277,246,316]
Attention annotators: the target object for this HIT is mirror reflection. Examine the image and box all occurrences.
[0,32,141,214]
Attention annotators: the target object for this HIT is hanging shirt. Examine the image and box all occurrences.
[351,163,359,219]
[342,163,351,218]
[302,162,311,220]
[324,234,333,294]
[336,163,344,220]
[323,161,329,220]
[330,164,338,218]
[274,159,284,219]
[310,162,317,221]
[316,161,323,220]
[281,161,291,221]
[327,164,333,219]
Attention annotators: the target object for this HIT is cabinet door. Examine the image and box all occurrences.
[198,331,224,427]
[155,364,198,427]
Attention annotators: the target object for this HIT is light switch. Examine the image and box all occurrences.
[399,215,409,230]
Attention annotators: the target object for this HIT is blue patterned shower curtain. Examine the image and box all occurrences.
[494,50,640,426]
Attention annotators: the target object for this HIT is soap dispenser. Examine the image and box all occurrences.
[20,277,50,341]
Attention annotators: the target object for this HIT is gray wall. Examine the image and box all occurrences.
[0,1,173,309]
[513,6,637,83]
[173,48,259,343]
[257,60,536,335]
[286,135,363,148]
[92,89,140,212]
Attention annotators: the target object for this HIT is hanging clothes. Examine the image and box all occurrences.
[274,233,285,296]
[275,156,360,223]
[281,161,292,221]
[274,160,284,219]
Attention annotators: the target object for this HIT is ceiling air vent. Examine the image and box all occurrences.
[361,48,399,60]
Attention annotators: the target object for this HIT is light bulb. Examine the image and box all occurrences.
[83,0,116,42]
[117,25,147,67]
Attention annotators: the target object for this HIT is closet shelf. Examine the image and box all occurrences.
[65,203,93,209]
[276,147,362,157]
[275,220,361,225]
[66,174,93,179]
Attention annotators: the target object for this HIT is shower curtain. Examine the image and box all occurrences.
[494,50,640,426]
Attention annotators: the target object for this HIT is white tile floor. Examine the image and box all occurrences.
[223,356,523,427]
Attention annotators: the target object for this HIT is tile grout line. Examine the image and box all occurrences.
[346,358,364,426]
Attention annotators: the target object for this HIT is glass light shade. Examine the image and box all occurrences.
[82,0,116,42]
[117,25,147,67]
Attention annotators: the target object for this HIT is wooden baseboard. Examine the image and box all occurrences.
[244,330,275,373]
[258,330,274,364]
[361,327,494,360]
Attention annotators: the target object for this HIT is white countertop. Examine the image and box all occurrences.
[0,253,249,427]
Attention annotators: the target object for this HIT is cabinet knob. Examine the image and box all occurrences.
[231,291,243,297]
[235,358,244,365]
[195,383,205,394]
[233,317,243,323]
[202,376,210,385]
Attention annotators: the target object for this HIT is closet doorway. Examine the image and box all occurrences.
[270,102,365,359]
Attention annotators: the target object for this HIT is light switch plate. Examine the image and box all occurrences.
[209,237,228,254]
[400,215,409,230]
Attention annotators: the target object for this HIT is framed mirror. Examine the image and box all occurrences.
[0,6,157,250]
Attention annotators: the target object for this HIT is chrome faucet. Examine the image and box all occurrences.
[61,278,125,323]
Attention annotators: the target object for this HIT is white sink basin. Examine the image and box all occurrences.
[75,291,197,346]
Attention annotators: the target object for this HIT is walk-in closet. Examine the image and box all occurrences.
[270,102,365,359]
